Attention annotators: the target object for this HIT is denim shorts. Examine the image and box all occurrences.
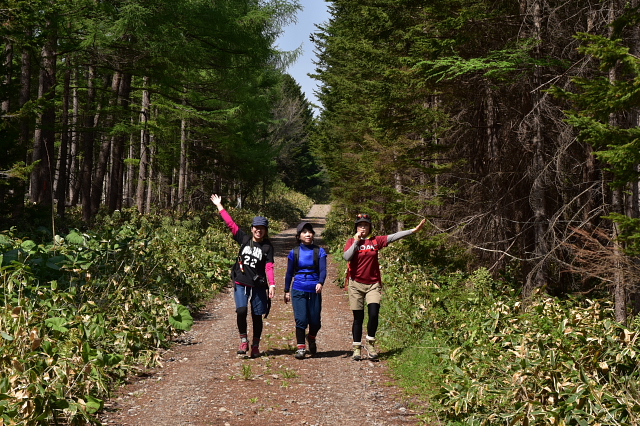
[234,283,268,316]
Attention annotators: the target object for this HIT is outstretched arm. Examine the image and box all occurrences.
[414,218,427,233]
[211,194,240,235]
[387,218,428,244]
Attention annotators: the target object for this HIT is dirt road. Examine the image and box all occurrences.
[99,205,422,426]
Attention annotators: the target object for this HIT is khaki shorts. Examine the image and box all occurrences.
[348,279,382,310]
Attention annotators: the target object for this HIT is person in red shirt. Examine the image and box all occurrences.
[343,213,426,360]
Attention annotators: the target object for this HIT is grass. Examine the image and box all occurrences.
[241,364,253,380]
[387,335,449,421]
[280,368,298,379]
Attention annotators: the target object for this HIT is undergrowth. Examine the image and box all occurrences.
[379,240,640,425]
[0,188,312,425]
[322,212,640,425]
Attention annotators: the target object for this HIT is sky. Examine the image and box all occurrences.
[275,0,331,116]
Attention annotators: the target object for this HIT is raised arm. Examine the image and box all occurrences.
[211,194,240,235]
[210,194,224,211]
[386,218,427,244]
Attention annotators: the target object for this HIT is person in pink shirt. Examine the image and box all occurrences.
[343,213,426,360]
[211,194,276,358]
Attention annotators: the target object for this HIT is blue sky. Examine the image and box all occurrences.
[275,0,331,115]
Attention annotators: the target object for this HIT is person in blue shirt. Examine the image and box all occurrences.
[284,222,328,359]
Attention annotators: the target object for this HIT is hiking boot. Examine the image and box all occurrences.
[306,335,317,355]
[364,337,378,360]
[352,343,362,361]
[250,345,260,358]
[295,347,306,360]
[237,338,249,355]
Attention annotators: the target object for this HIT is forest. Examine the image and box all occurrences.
[0,0,324,224]
[313,0,640,323]
[3,0,640,424]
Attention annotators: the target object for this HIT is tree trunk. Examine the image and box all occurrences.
[109,73,132,212]
[91,72,122,215]
[136,76,151,214]
[145,136,155,213]
[612,187,627,324]
[13,39,32,218]
[583,144,599,226]
[55,67,72,217]
[1,43,13,208]
[2,42,12,113]
[81,65,97,222]
[608,0,627,323]
[125,129,136,208]
[170,167,177,207]
[629,0,640,316]
[30,26,57,206]
[524,0,549,296]
[68,69,80,206]
[395,167,403,232]
[178,117,188,212]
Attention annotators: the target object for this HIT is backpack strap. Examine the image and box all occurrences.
[232,235,251,280]
[293,246,300,273]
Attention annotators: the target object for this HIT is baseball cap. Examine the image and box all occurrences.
[354,213,372,225]
[252,216,269,228]
[296,222,315,235]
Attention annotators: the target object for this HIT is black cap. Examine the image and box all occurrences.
[354,213,372,225]
[252,216,269,228]
[296,222,315,235]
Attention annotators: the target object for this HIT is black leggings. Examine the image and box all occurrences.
[351,303,380,342]
[237,307,263,342]
[296,324,321,345]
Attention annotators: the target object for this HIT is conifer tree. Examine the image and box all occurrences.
[312,0,445,231]
[0,0,301,222]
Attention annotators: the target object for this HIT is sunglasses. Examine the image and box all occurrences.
[356,213,370,219]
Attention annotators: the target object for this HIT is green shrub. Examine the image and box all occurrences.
[0,185,313,425]
[325,206,640,425]
[245,183,315,228]
[433,293,640,425]
[382,255,640,425]
[0,209,234,425]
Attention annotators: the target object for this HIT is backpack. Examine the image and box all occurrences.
[292,245,320,275]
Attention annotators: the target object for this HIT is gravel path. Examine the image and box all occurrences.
[99,205,423,426]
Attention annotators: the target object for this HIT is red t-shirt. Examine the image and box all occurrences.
[344,236,389,284]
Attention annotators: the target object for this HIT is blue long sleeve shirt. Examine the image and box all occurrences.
[284,244,328,293]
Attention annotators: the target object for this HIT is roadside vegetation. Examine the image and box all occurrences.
[324,207,640,425]
[0,189,312,425]
[314,1,640,423]
[6,0,640,424]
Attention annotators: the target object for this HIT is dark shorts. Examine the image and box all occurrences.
[234,283,268,316]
